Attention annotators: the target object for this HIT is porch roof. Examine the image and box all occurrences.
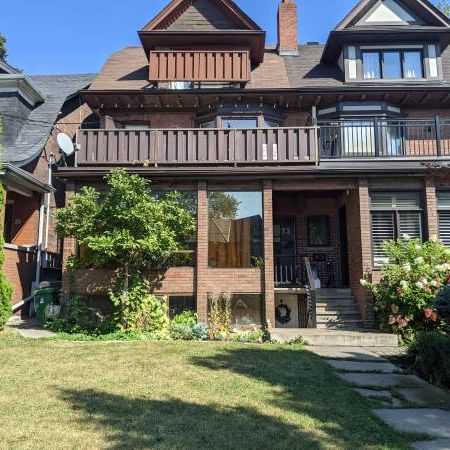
[0,163,54,196]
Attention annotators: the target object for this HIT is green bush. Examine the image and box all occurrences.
[362,237,450,341]
[208,290,232,339]
[434,285,450,327]
[172,311,197,327]
[192,323,208,340]
[169,323,194,340]
[230,329,266,343]
[406,332,450,388]
[0,182,12,330]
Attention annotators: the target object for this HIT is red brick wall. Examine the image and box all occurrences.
[278,0,298,55]
[6,192,40,246]
[4,248,36,305]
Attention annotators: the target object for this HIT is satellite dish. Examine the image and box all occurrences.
[57,133,75,157]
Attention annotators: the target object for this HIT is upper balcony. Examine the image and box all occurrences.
[75,118,450,168]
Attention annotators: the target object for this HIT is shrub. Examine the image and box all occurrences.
[208,290,232,339]
[169,323,194,340]
[434,285,450,328]
[406,332,450,388]
[192,323,208,340]
[172,311,197,327]
[230,329,266,343]
[362,237,450,341]
[0,181,12,330]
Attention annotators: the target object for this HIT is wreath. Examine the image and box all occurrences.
[276,302,292,325]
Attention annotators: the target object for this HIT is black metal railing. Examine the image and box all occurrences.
[319,118,450,159]
[274,255,302,286]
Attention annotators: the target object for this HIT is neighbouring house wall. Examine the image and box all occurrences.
[6,191,40,246]
[4,247,36,305]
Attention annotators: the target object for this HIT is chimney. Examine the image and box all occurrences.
[278,0,299,56]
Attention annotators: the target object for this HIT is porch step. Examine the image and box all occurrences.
[315,288,363,331]
[269,329,399,347]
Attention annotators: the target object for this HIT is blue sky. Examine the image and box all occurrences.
[0,0,441,75]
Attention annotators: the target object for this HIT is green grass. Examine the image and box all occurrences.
[0,330,417,450]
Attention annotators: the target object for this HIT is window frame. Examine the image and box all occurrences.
[362,49,424,80]
[370,191,424,267]
[437,191,450,246]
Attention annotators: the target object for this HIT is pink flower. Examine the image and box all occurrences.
[424,308,433,319]
[388,315,397,325]
[430,312,438,322]
[396,288,403,296]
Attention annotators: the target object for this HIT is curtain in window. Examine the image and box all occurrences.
[363,52,381,79]
[342,121,375,156]
[403,51,423,79]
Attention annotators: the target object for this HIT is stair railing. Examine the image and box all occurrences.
[304,257,317,328]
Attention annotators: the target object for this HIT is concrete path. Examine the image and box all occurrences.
[311,345,450,449]
[6,317,56,338]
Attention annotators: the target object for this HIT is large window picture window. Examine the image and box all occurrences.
[370,192,423,266]
[362,49,423,80]
[437,192,450,246]
[208,191,263,268]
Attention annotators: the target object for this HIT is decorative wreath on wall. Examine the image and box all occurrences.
[276,301,292,325]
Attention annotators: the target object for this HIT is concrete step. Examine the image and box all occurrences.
[317,322,365,330]
[317,313,362,321]
[317,305,360,313]
[317,289,352,296]
[317,299,358,307]
[269,329,399,347]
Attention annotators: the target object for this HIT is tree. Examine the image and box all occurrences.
[208,192,240,219]
[438,0,450,17]
[0,118,13,329]
[0,33,7,61]
[56,169,196,329]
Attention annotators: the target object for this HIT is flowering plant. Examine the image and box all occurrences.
[361,236,449,341]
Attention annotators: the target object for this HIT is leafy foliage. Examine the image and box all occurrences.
[171,311,198,327]
[438,0,450,17]
[55,169,196,330]
[362,237,449,341]
[0,33,7,61]
[0,118,13,329]
[434,285,450,328]
[208,192,240,219]
[208,290,232,339]
[230,329,266,343]
[406,332,450,388]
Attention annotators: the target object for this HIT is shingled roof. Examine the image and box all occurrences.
[88,44,343,91]
[4,74,96,166]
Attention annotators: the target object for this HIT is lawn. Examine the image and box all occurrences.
[0,331,415,450]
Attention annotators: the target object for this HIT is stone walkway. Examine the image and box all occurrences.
[308,346,450,450]
[6,316,56,338]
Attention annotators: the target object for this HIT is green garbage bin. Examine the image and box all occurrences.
[34,288,58,324]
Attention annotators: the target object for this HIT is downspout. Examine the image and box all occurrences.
[44,154,54,251]
[34,194,45,288]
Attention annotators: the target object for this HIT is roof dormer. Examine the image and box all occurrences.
[138,0,266,85]
[322,0,450,64]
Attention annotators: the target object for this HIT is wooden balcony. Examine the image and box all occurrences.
[76,127,318,166]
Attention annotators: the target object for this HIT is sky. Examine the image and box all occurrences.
[0,0,442,75]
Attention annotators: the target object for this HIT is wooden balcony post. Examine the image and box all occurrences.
[435,116,442,157]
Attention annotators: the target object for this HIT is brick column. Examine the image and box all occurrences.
[263,180,275,328]
[61,181,77,294]
[425,179,439,239]
[196,181,208,323]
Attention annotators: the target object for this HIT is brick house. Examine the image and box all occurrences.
[57,0,450,331]
[0,58,95,314]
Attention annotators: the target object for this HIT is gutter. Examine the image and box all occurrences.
[0,163,54,193]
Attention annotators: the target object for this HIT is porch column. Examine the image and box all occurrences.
[263,180,275,328]
[61,181,77,294]
[196,181,208,323]
[425,179,439,239]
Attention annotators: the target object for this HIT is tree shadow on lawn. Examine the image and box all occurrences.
[60,389,326,450]
[190,346,414,449]
[58,346,412,450]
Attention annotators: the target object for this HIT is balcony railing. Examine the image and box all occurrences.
[76,127,318,166]
[319,118,450,159]
[76,119,450,167]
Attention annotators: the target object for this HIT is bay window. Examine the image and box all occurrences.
[362,49,424,80]
[370,192,423,266]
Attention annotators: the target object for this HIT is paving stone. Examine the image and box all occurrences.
[337,373,428,388]
[395,387,450,410]
[374,409,450,438]
[413,439,450,449]
[327,360,398,373]
[355,389,403,407]
[308,346,386,361]
[6,318,56,339]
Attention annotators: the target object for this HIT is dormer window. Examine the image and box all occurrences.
[362,49,423,80]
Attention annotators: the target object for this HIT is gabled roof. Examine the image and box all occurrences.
[3,74,96,166]
[141,0,261,32]
[335,0,450,30]
[0,59,20,75]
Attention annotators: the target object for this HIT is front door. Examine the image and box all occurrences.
[274,217,296,285]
